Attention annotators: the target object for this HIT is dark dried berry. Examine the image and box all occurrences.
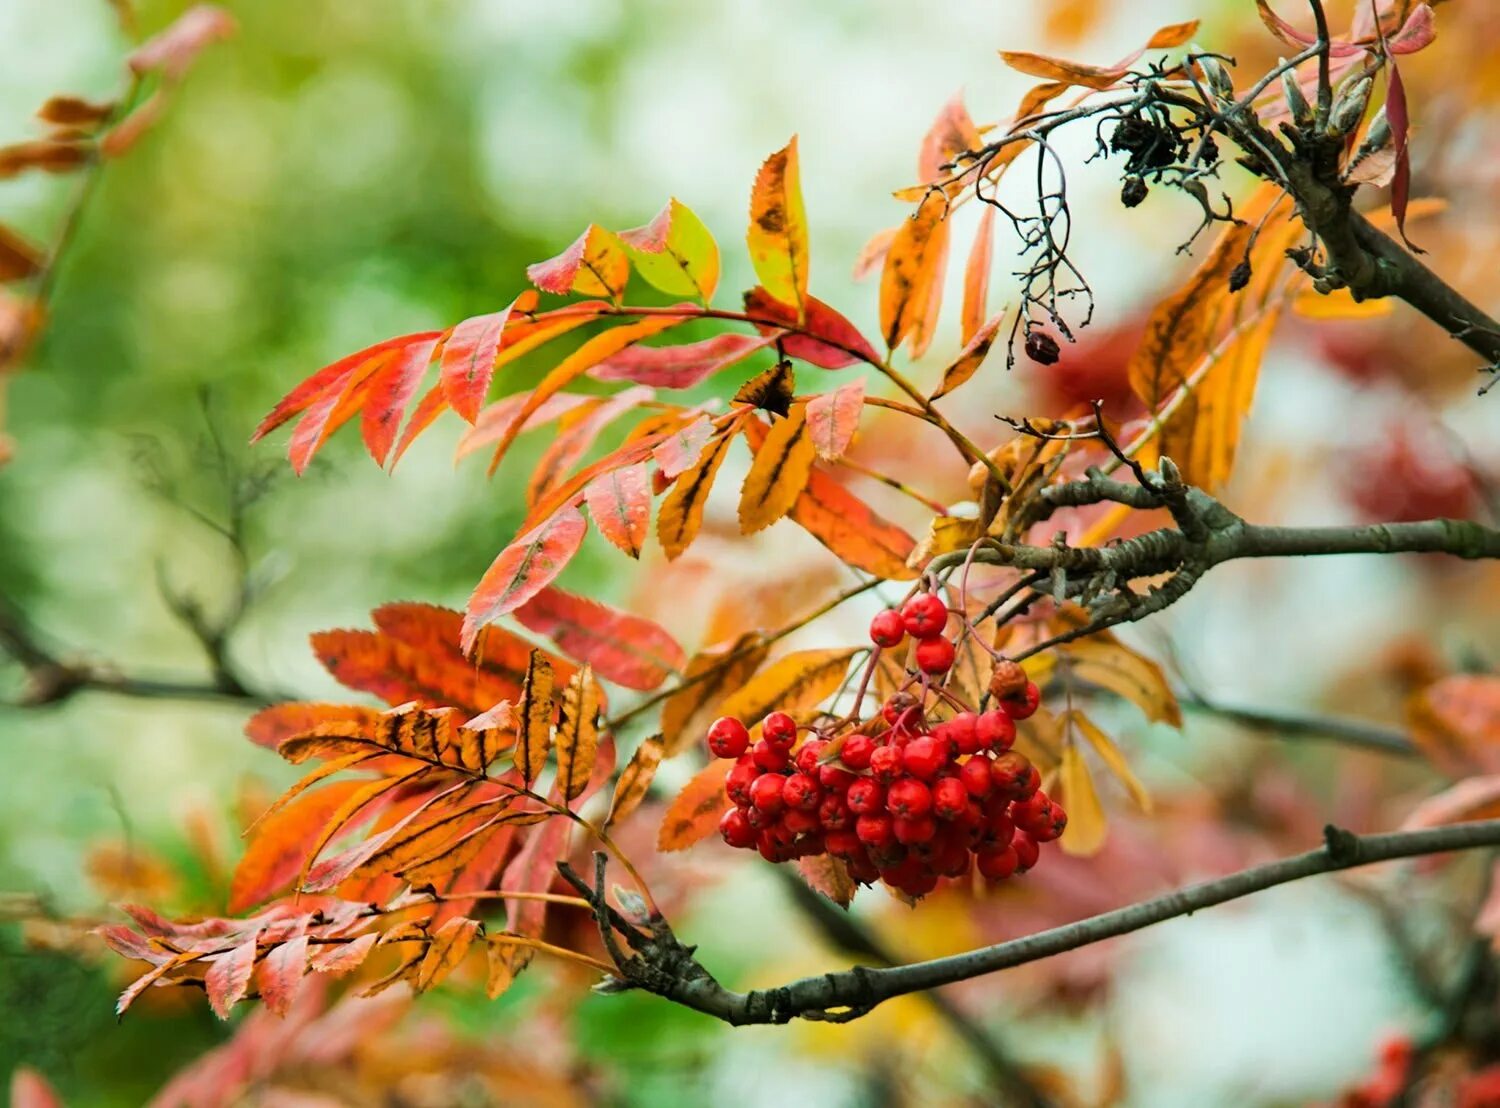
[1110,115,1154,153]
[1228,260,1252,293]
[1024,331,1061,366]
[1120,176,1148,208]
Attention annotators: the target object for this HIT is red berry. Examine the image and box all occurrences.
[726,759,758,806]
[932,777,968,820]
[751,739,790,772]
[901,593,948,639]
[756,834,784,863]
[869,743,902,782]
[869,609,906,648]
[982,810,1015,849]
[783,772,822,811]
[749,773,786,813]
[1001,680,1041,721]
[975,709,1016,752]
[931,838,971,877]
[855,813,895,849]
[990,751,1033,795]
[902,871,940,898]
[959,757,993,797]
[1017,764,1042,800]
[893,813,938,845]
[887,777,932,818]
[824,829,863,857]
[840,733,875,770]
[915,636,956,675]
[901,735,946,781]
[1012,832,1040,872]
[719,807,755,848]
[783,807,820,835]
[819,795,853,830]
[707,716,751,759]
[745,804,773,830]
[882,692,918,725]
[846,777,886,815]
[794,738,826,775]
[846,853,880,884]
[942,712,980,755]
[976,846,1018,880]
[763,711,798,749]
[818,763,857,791]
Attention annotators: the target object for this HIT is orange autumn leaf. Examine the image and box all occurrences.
[805,379,864,462]
[880,192,951,357]
[584,460,652,559]
[606,733,665,830]
[716,647,857,725]
[229,779,372,911]
[462,505,588,651]
[739,404,815,534]
[658,758,733,851]
[660,633,770,756]
[658,423,738,560]
[526,224,630,302]
[960,205,995,345]
[514,586,686,691]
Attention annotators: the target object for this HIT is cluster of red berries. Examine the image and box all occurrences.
[706,592,1066,900]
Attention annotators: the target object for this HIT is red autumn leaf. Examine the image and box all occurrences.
[1386,62,1417,251]
[1388,4,1436,54]
[463,506,588,652]
[742,286,879,369]
[528,386,655,506]
[513,586,686,691]
[205,932,260,1019]
[10,1067,64,1108]
[454,391,594,463]
[805,378,865,461]
[257,933,310,1016]
[584,460,651,558]
[788,465,920,580]
[439,291,537,423]
[361,335,440,466]
[590,333,775,388]
[1254,1,1364,56]
[651,414,715,479]
[526,225,630,301]
[372,601,568,705]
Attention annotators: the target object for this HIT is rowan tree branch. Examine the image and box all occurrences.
[587,820,1500,1027]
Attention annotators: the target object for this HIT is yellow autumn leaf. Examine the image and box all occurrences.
[738,403,815,534]
[1069,710,1153,813]
[658,425,737,560]
[747,137,810,318]
[554,665,602,802]
[1064,637,1182,728]
[1057,741,1107,856]
[716,647,858,725]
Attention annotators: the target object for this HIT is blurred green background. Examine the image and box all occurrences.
[4,0,1492,1104]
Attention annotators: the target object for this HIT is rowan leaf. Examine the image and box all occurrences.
[1407,675,1500,774]
[514,650,555,788]
[797,854,857,908]
[961,205,995,345]
[245,703,382,751]
[880,192,950,357]
[1056,742,1107,857]
[732,359,796,417]
[1063,638,1181,728]
[258,933,309,1017]
[463,505,588,651]
[1403,776,1500,831]
[515,587,685,691]
[527,225,630,302]
[746,137,810,318]
[658,425,737,560]
[0,140,89,179]
[486,934,535,999]
[606,734,665,830]
[555,665,603,802]
[742,286,880,369]
[128,4,237,79]
[454,391,594,463]
[717,647,857,725]
[1127,218,1254,411]
[657,759,732,851]
[661,633,771,756]
[739,404,815,534]
[37,95,115,127]
[917,90,982,188]
[784,463,920,579]
[310,932,378,976]
[1070,710,1153,813]
[205,933,260,1019]
[584,461,652,559]
[806,379,864,461]
[618,198,720,302]
[10,1067,64,1108]
[651,415,715,480]
[440,292,538,422]
[527,386,656,507]
[931,310,1004,400]
[361,335,441,466]
[414,916,481,993]
[484,313,686,475]
[591,333,774,388]
[229,780,371,913]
